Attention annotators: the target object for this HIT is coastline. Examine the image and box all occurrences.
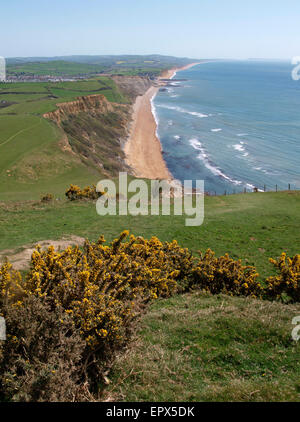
[124,62,200,179]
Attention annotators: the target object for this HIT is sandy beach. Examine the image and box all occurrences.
[124,62,200,179]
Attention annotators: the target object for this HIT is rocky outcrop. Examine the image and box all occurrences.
[43,94,114,125]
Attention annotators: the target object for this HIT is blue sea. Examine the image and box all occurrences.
[153,61,300,193]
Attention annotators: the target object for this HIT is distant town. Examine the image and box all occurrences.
[4,74,91,83]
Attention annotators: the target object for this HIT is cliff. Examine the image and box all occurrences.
[43,94,114,126]
[42,77,154,178]
[111,76,153,100]
[43,94,131,177]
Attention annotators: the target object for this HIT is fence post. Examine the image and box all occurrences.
[264,185,266,192]
[288,184,291,191]
[276,185,278,192]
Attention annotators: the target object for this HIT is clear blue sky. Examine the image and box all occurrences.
[2,0,300,59]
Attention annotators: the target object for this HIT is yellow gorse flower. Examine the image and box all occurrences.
[266,253,300,302]
[1,230,298,359]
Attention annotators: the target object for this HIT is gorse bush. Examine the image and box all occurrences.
[41,193,54,203]
[266,253,300,303]
[65,184,104,201]
[0,296,85,402]
[0,231,298,401]
[188,249,263,298]
[21,231,191,345]
[0,231,192,399]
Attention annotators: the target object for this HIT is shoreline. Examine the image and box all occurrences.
[124,62,201,180]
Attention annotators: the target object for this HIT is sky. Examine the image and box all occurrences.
[1,0,300,59]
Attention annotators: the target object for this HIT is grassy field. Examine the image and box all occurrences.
[6,60,105,76]
[6,55,198,77]
[0,77,128,200]
[104,292,300,402]
[7,61,163,78]
[0,191,299,279]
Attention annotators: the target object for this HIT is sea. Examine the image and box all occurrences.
[152,60,300,194]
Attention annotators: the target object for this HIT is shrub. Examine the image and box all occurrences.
[0,232,193,389]
[188,249,262,298]
[2,231,297,401]
[0,261,24,309]
[0,296,85,402]
[266,253,300,303]
[41,193,54,203]
[65,184,104,201]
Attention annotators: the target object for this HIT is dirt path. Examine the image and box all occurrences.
[0,235,86,270]
[0,119,42,148]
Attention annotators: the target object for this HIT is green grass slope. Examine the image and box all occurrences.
[105,292,300,402]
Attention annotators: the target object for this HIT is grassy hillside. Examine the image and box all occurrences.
[105,292,300,402]
[0,77,129,200]
[0,191,299,279]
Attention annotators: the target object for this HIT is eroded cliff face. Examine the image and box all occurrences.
[42,77,154,178]
[43,94,114,126]
[43,94,131,177]
[111,76,153,100]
